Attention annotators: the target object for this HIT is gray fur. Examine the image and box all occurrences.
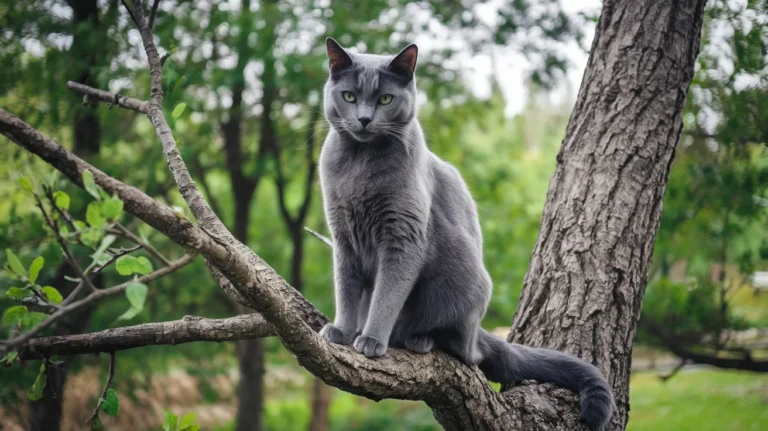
[318,38,614,429]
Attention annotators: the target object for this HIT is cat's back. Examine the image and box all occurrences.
[427,152,482,245]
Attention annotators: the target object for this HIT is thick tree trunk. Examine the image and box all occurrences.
[505,0,707,430]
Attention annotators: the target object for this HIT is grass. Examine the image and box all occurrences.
[628,369,768,431]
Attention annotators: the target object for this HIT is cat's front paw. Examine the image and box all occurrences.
[354,334,387,358]
[320,324,355,345]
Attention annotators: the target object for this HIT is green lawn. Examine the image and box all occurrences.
[215,366,768,431]
[628,369,768,431]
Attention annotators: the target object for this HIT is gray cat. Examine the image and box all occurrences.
[317,38,614,430]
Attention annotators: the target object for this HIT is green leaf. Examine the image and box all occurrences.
[6,249,26,277]
[115,306,142,321]
[179,412,198,430]
[42,286,63,304]
[28,363,46,401]
[163,410,178,431]
[100,388,119,416]
[86,202,106,227]
[102,197,124,221]
[125,282,148,310]
[92,235,117,265]
[21,312,48,331]
[171,102,187,119]
[172,76,187,93]
[115,256,136,275]
[81,229,105,249]
[3,305,28,325]
[53,191,70,211]
[135,257,153,274]
[28,256,44,284]
[18,176,33,192]
[4,351,19,364]
[82,170,101,200]
[115,256,153,276]
[5,287,30,300]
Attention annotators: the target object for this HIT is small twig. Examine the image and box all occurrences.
[190,157,223,217]
[66,81,148,114]
[148,0,161,29]
[44,188,77,232]
[303,227,333,248]
[34,194,99,294]
[160,52,172,67]
[86,352,116,430]
[120,0,139,28]
[113,222,172,266]
[3,254,197,352]
[658,358,688,383]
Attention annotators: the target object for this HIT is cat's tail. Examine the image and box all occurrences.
[477,329,614,430]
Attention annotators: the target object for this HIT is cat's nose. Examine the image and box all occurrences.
[358,117,372,128]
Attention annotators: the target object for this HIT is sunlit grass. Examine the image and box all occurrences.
[628,369,768,431]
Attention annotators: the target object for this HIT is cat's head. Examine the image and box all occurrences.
[323,38,418,143]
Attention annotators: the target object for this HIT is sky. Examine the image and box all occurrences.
[461,0,603,117]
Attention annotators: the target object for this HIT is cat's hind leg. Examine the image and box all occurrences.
[404,334,434,354]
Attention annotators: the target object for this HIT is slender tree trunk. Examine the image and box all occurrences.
[308,379,332,431]
[28,1,103,429]
[504,1,707,430]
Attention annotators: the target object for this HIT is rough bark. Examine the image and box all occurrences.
[20,314,272,360]
[507,0,707,429]
[0,0,708,430]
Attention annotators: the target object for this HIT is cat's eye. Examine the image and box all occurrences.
[379,94,393,105]
[342,91,356,103]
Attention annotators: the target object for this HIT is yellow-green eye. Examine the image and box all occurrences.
[379,94,393,105]
[342,91,356,103]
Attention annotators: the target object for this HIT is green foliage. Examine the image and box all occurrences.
[2,305,27,325]
[28,256,43,284]
[163,410,200,431]
[171,103,187,120]
[42,285,63,304]
[5,249,25,278]
[27,363,46,401]
[82,170,101,201]
[53,190,70,210]
[116,256,153,276]
[101,388,120,416]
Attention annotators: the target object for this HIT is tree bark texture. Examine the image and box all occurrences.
[508,0,707,429]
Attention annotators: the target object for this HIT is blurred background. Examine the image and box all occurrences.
[1,0,767,430]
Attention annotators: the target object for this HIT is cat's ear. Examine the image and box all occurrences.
[388,44,418,80]
[326,37,353,75]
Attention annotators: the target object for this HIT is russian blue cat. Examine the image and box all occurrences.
[317,38,614,429]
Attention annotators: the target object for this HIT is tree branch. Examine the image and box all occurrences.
[1,253,196,353]
[19,314,273,360]
[148,0,161,30]
[113,222,172,266]
[66,81,148,114]
[304,226,333,248]
[86,352,116,429]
